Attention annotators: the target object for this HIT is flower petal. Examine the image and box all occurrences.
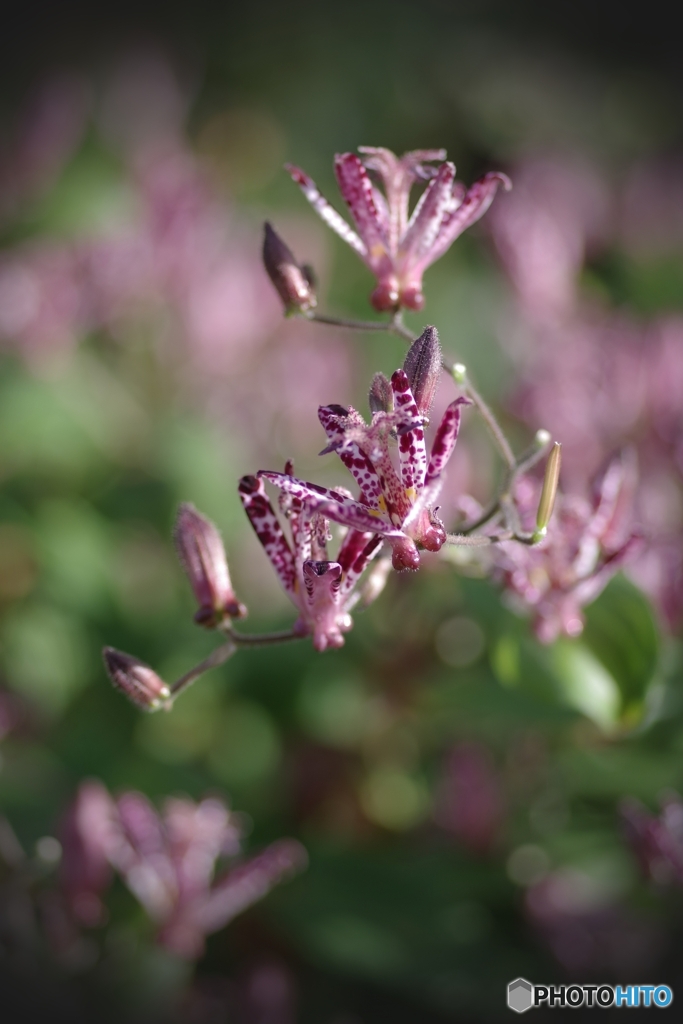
[418,172,512,270]
[398,161,457,266]
[391,369,427,495]
[339,533,382,599]
[425,397,470,484]
[318,404,384,509]
[258,471,399,537]
[238,475,296,596]
[196,839,308,936]
[359,147,448,249]
[286,163,367,257]
[302,560,347,650]
[334,153,392,272]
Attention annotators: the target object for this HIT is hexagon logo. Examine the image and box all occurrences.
[507,978,533,1013]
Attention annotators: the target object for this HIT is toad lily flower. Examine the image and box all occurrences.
[238,465,386,651]
[258,334,471,571]
[286,147,511,312]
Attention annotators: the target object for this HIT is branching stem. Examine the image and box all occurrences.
[165,626,303,706]
[308,310,416,343]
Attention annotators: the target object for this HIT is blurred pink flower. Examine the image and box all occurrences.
[58,780,118,927]
[621,793,683,885]
[619,157,683,258]
[526,867,663,976]
[491,456,642,643]
[58,782,307,959]
[489,157,610,324]
[0,74,90,219]
[434,743,503,855]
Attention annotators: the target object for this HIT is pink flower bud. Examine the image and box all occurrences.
[403,325,442,416]
[368,371,393,415]
[174,503,247,627]
[262,222,317,314]
[102,648,170,710]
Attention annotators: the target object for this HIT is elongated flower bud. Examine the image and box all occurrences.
[174,503,247,627]
[103,648,170,710]
[403,326,442,415]
[534,442,562,540]
[368,371,393,414]
[262,222,317,314]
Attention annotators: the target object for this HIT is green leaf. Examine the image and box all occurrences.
[582,574,660,717]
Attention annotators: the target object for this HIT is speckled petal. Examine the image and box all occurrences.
[339,533,382,599]
[238,475,296,596]
[417,172,512,271]
[286,163,367,258]
[258,471,398,537]
[318,404,383,509]
[391,369,427,495]
[398,161,457,266]
[425,397,470,484]
[334,152,391,272]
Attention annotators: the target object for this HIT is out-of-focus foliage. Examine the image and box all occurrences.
[2,3,683,1021]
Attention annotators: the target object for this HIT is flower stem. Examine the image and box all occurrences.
[165,627,303,706]
[448,363,516,470]
[307,311,417,343]
[310,313,395,332]
[167,641,237,703]
[224,626,302,647]
[446,529,538,547]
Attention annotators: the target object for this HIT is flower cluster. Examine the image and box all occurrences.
[258,327,470,573]
[58,780,307,959]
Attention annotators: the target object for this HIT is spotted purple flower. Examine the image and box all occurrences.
[286,147,510,312]
[257,349,470,572]
[238,464,386,651]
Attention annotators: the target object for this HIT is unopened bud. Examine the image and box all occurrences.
[103,648,170,710]
[534,442,562,540]
[174,503,247,627]
[451,362,467,385]
[368,372,393,415]
[263,222,317,314]
[403,326,442,415]
[535,428,551,448]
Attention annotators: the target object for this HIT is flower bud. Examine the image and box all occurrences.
[368,372,393,415]
[534,442,562,540]
[451,362,467,385]
[403,326,442,415]
[262,222,317,314]
[103,648,170,710]
[174,503,247,627]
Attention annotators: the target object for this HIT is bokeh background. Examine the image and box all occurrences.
[2,1,683,1020]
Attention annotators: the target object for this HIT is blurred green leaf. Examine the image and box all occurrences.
[582,574,660,717]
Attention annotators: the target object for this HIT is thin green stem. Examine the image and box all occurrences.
[225,626,302,647]
[389,311,418,343]
[164,626,303,707]
[446,529,538,548]
[448,364,515,470]
[310,312,395,332]
[307,310,417,343]
[167,641,237,702]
